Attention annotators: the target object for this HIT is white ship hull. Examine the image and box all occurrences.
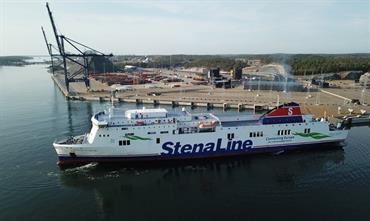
[53,103,349,166]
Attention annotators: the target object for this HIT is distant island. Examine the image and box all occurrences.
[0,56,32,66]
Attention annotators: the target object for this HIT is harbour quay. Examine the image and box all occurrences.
[51,71,370,123]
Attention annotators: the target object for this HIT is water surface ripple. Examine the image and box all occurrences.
[0,64,370,221]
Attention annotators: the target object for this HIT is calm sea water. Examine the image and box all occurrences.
[1,64,370,221]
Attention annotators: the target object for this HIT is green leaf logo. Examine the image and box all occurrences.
[293,132,330,139]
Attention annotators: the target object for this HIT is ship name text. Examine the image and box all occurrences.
[161,138,253,156]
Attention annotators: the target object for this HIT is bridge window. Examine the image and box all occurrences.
[160,131,169,134]
[156,138,160,144]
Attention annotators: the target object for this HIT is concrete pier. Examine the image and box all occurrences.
[51,74,69,97]
[207,103,214,110]
[238,103,244,112]
[172,101,179,107]
[51,73,370,118]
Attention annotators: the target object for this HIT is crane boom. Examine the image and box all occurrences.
[41,26,51,55]
[46,2,63,55]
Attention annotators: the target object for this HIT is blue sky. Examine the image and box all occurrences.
[1,0,369,55]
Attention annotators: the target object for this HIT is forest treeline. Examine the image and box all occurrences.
[114,54,274,71]
[116,54,370,75]
[289,54,370,75]
[3,54,370,76]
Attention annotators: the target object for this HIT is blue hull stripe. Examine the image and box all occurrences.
[57,140,345,165]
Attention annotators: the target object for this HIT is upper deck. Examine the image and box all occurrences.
[91,103,317,129]
[92,107,220,127]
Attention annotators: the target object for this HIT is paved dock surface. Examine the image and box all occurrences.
[52,73,370,119]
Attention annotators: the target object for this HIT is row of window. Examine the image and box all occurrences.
[118,138,161,146]
[125,131,169,136]
[121,125,173,130]
[109,128,312,142]
[179,127,198,134]
[278,130,291,135]
[250,131,263,137]
[119,140,131,146]
[112,119,175,126]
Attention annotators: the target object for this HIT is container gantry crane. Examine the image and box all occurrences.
[42,2,113,93]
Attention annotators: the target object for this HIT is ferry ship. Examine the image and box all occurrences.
[53,102,349,166]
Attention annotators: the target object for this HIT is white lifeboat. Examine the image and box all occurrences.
[136,120,145,126]
[198,120,216,129]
